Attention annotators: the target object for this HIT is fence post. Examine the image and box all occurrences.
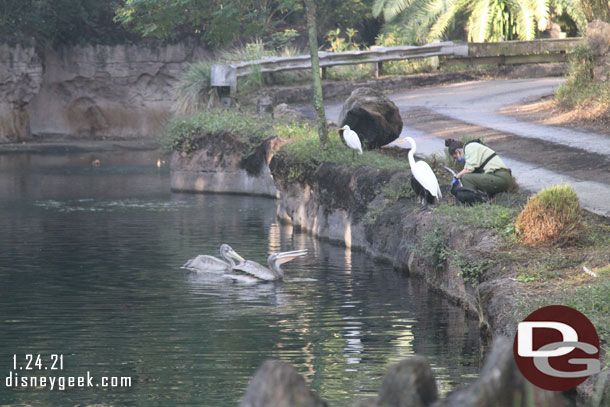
[376,61,384,78]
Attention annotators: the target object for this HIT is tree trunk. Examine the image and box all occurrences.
[304,0,329,146]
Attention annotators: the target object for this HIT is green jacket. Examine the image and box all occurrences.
[464,142,507,173]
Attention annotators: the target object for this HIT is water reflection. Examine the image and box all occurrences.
[0,150,481,407]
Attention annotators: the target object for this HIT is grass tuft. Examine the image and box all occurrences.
[174,60,213,114]
[515,184,582,247]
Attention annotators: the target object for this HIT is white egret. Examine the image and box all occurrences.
[182,244,246,273]
[232,249,308,281]
[339,125,363,159]
[396,137,442,207]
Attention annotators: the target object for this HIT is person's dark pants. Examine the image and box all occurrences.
[461,169,511,195]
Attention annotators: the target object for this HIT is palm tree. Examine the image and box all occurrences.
[373,0,586,42]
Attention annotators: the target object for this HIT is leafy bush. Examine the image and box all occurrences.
[556,45,595,108]
[515,184,582,246]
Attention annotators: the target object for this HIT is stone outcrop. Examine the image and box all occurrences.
[240,360,328,407]
[0,41,209,143]
[587,20,610,82]
[437,337,568,407]
[338,88,403,150]
[376,357,438,407]
[170,135,285,198]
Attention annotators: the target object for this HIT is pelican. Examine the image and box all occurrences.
[339,125,363,159]
[396,136,442,207]
[443,167,489,205]
[182,244,246,273]
[232,249,308,281]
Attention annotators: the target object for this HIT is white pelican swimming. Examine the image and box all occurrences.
[231,249,308,281]
[182,244,246,273]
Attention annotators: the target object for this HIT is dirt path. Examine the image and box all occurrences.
[320,77,610,217]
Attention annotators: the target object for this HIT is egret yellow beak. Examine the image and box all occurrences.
[339,127,345,131]
[395,138,407,144]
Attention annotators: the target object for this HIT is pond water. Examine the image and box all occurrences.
[0,149,481,406]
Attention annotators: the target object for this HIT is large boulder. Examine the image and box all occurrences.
[240,360,328,407]
[587,20,610,81]
[338,88,403,150]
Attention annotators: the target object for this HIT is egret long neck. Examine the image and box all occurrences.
[407,138,416,168]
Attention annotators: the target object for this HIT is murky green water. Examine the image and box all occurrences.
[0,150,481,406]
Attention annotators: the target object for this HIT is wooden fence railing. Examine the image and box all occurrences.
[210,38,584,95]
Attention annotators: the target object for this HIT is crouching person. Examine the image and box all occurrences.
[445,138,511,196]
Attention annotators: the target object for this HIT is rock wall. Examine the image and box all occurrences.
[0,41,209,143]
[0,42,43,142]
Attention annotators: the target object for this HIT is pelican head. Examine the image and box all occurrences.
[220,244,246,267]
[267,249,308,280]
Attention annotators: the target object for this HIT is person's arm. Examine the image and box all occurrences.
[456,168,472,179]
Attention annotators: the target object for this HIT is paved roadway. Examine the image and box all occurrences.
[323,78,610,217]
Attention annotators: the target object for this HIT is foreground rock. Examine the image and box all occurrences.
[240,360,328,407]
[436,337,568,407]
[243,338,568,407]
[376,357,438,407]
[338,88,403,150]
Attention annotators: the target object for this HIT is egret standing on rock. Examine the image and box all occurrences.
[396,137,442,208]
[339,125,363,160]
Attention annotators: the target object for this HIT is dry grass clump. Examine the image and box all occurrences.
[515,184,582,246]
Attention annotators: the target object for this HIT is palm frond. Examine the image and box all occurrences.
[507,0,536,39]
[468,0,492,41]
[530,0,549,31]
[379,0,414,20]
[427,0,471,40]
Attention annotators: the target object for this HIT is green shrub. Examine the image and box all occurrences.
[162,108,274,153]
[555,44,610,111]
